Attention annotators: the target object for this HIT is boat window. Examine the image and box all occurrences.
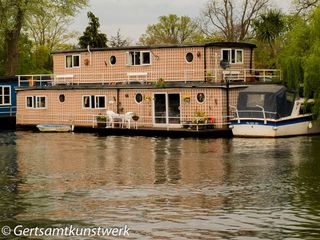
[59,94,65,103]
[286,92,295,103]
[36,96,47,108]
[66,54,80,68]
[26,96,33,108]
[95,96,106,109]
[186,52,194,63]
[221,49,243,64]
[126,51,151,66]
[247,94,265,108]
[83,95,106,109]
[110,56,116,65]
[197,93,205,103]
[0,86,11,105]
[135,93,143,104]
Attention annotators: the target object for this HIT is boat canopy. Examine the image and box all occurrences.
[236,85,295,119]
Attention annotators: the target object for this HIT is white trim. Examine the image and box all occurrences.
[0,86,11,106]
[134,93,143,104]
[35,96,47,109]
[82,95,91,109]
[185,52,194,64]
[221,48,243,64]
[152,92,181,127]
[95,95,107,109]
[196,92,206,104]
[126,51,151,66]
[65,54,81,69]
[109,55,117,65]
[25,95,34,109]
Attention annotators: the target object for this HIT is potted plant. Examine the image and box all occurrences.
[132,113,139,121]
[192,111,207,130]
[96,114,108,128]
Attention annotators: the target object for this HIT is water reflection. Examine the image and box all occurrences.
[0,131,319,239]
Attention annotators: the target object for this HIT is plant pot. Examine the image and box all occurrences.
[97,122,106,128]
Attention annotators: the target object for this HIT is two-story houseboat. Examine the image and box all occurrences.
[15,42,281,133]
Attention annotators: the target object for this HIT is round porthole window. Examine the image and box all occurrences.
[186,52,194,63]
[59,94,65,103]
[197,93,205,103]
[110,56,117,65]
[135,93,143,104]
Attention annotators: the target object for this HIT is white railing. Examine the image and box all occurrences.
[230,105,278,124]
[16,68,281,86]
[0,106,17,116]
[17,113,231,130]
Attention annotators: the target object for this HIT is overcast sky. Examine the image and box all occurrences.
[71,0,292,44]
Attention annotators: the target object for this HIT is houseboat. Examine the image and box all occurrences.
[15,42,281,134]
[229,85,320,137]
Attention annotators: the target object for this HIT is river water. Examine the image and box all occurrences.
[0,131,320,239]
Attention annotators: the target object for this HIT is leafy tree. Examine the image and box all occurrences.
[253,9,285,59]
[0,0,88,76]
[199,0,269,41]
[280,7,320,117]
[139,14,202,45]
[79,12,107,48]
[109,29,131,47]
[26,0,88,52]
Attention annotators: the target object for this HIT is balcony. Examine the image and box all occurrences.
[16,68,281,87]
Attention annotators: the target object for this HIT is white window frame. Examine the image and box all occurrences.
[95,95,106,109]
[65,54,81,69]
[0,86,11,106]
[35,96,47,109]
[25,96,47,109]
[126,51,151,66]
[26,96,34,109]
[221,49,243,64]
[82,95,92,109]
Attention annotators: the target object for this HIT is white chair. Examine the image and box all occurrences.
[106,110,123,128]
[124,112,134,129]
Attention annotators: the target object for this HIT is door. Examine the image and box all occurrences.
[154,93,180,126]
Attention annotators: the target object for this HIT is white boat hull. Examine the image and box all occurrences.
[230,117,320,137]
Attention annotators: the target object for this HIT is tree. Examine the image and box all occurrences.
[78,12,107,48]
[199,0,269,41]
[293,0,319,16]
[26,0,88,52]
[0,0,88,76]
[109,29,131,47]
[253,9,285,57]
[280,6,320,118]
[139,14,202,45]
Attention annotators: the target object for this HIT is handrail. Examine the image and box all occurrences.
[16,68,281,86]
[256,105,267,124]
[0,106,17,116]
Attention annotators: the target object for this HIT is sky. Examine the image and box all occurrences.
[70,0,292,44]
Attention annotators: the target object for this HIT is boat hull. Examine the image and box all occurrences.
[230,116,320,137]
[37,124,73,132]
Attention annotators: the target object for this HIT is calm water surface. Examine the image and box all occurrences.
[0,131,320,239]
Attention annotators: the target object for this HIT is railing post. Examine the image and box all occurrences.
[256,105,266,124]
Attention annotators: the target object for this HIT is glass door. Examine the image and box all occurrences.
[154,93,180,126]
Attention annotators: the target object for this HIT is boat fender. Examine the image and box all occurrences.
[272,126,278,131]
[308,122,313,129]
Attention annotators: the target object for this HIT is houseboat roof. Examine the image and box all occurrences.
[240,84,286,94]
[52,42,256,54]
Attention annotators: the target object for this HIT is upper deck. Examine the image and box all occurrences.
[16,42,281,86]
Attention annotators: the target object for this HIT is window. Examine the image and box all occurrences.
[0,86,11,105]
[126,51,151,66]
[95,96,106,109]
[135,93,143,104]
[66,55,80,68]
[186,52,194,63]
[83,95,106,109]
[247,94,265,108]
[25,96,47,109]
[110,56,117,65]
[59,94,65,103]
[197,93,205,103]
[221,49,243,64]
